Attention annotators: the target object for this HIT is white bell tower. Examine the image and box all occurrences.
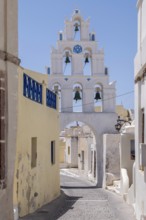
[48,10,117,187]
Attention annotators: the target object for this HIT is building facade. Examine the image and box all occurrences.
[60,124,96,180]
[48,10,118,187]
[134,0,146,219]
[119,124,135,201]
[13,67,60,218]
[0,0,20,219]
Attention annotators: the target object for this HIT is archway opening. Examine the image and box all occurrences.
[83,49,92,76]
[63,50,72,76]
[94,84,103,112]
[73,20,81,41]
[59,121,97,181]
[73,83,83,112]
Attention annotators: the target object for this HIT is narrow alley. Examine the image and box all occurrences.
[20,169,136,220]
[1,1,146,220]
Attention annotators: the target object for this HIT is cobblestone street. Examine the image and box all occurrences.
[20,169,137,220]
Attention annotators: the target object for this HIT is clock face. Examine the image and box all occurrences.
[73,45,82,54]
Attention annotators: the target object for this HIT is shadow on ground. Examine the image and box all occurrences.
[19,190,82,220]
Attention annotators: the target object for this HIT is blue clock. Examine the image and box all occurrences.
[73,45,82,53]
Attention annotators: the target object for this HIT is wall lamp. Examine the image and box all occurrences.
[115,116,131,132]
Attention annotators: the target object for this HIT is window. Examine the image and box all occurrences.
[130,140,135,160]
[68,146,70,155]
[31,137,37,168]
[51,141,55,164]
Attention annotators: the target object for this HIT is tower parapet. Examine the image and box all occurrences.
[49,10,116,113]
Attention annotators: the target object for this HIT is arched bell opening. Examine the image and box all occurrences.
[59,121,97,179]
[52,83,61,112]
[63,50,72,75]
[73,20,81,41]
[83,49,92,76]
[94,84,103,112]
[73,83,83,112]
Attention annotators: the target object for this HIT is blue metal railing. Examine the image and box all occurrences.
[23,73,57,109]
[23,73,42,104]
[46,89,57,109]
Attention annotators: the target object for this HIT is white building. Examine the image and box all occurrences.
[134,0,146,219]
[61,124,96,180]
[119,123,135,202]
[48,10,117,187]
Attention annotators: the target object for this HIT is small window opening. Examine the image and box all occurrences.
[68,146,70,155]
[31,137,37,168]
[130,140,135,160]
[51,141,55,164]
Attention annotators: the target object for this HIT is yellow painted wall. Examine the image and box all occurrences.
[13,67,60,217]
[94,106,101,112]
[95,105,129,120]
[116,105,129,119]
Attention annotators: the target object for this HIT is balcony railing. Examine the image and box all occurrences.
[23,73,57,109]
[23,73,42,104]
[46,89,57,109]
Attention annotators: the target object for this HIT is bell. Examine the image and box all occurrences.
[74,24,79,32]
[85,57,89,64]
[65,56,70,64]
[94,91,101,100]
[74,90,81,102]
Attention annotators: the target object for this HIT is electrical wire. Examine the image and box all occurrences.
[60,90,134,110]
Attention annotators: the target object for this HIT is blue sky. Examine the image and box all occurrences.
[18,0,137,109]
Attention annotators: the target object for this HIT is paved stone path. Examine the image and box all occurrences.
[20,169,137,220]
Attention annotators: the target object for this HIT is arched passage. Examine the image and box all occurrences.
[60,121,97,180]
[59,112,117,187]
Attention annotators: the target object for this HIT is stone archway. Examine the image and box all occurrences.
[60,120,97,181]
[60,112,117,187]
